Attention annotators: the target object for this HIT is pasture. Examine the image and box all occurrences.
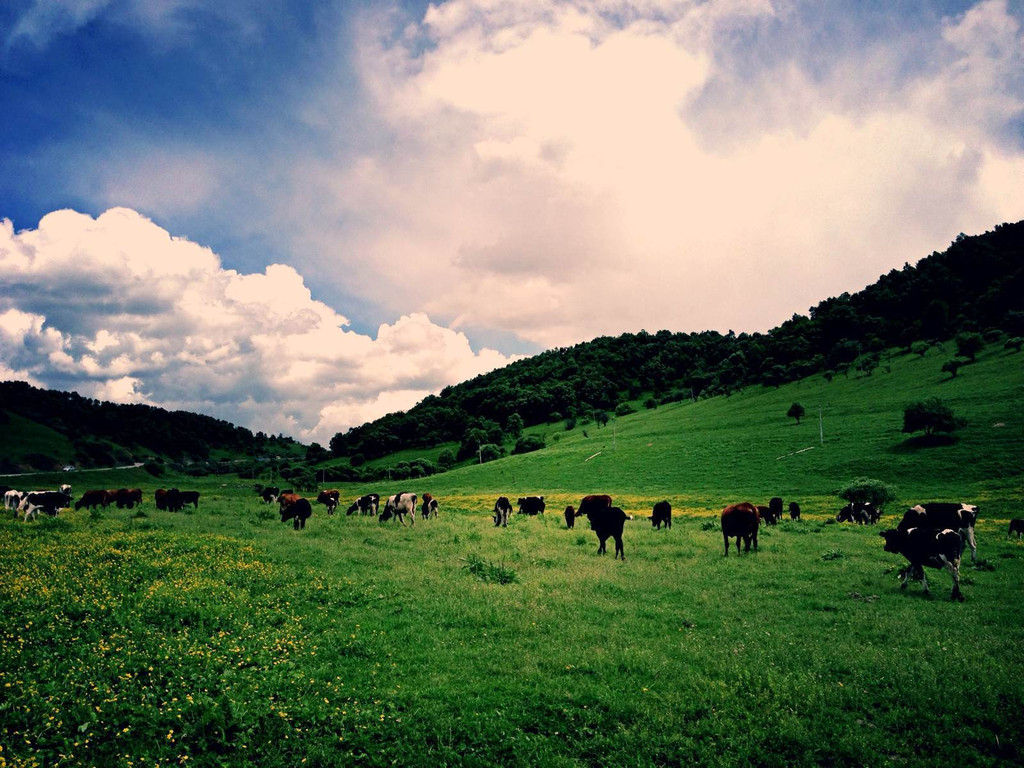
[2,342,1023,766]
[2,491,1023,767]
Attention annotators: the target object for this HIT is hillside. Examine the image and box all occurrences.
[327,221,1024,472]
[0,381,305,474]
[351,337,1023,518]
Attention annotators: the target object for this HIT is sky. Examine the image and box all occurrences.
[1,0,1023,445]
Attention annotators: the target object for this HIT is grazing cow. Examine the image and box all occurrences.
[721,502,760,556]
[517,496,546,515]
[564,505,576,529]
[259,486,281,504]
[159,488,184,512]
[74,489,113,510]
[493,496,513,527]
[19,489,72,521]
[651,500,672,530]
[837,502,880,525]
[576,495,629,559]
[880,527,965,601]
[756,505,773,525]
[421,493,439,519]
[113,488,143,509]
[898,503,979,563]
[789,501,801,520]
[177,491,200,509]
[317,489,341,515]
[4,489,23,513]
[379,492,417,526]
[769,497,783,524]
[279,495,313,530]
[1009,519,1024,539]
[347,494,380,516]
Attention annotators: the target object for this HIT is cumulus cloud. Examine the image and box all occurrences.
[302,0,1024,347]
[0,208,517,442]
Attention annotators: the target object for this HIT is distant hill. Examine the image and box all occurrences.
[0,380,303,473]
[328,221,1024,469]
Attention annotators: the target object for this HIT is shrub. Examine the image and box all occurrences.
[837,478,898,510]
[437,449,455,469]
[941,358,967,378]
[614,402,636,417]
[955,331,984,361]
[462,553,517,584]
[144,462,165,477]
[1005,337,1024,352]
[902,397,966,437]
[512,435,545,455]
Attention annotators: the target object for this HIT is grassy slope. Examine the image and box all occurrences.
[1,342,1023,767]
[371,343,1023,518]
[0,411,78,468]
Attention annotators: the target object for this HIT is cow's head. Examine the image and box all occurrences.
[879,529,905,553]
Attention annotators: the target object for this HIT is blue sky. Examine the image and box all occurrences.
[1,0,1022,442]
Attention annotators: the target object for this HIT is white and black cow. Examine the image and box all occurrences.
[493,496,513,527]
[880,527,965,601]
[897,503,978,563]
[19,488,72,521]
[4,489,23,513]
[379,492,416,526]
[517,496,546,515]
[347,493,380,516]
[837,502,880,525]
[421,493,439,519]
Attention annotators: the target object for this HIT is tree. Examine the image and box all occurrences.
[910,340,930,358]
[902,397,966,437]
[955,332,984,362]
[837,478,898,510]
[787,402,806,425]
[512,435,545,454]
[506,413,524,439]
[941,358,966,378]
[437,449,455,469]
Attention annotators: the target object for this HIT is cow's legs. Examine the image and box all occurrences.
[941,557,964,602]
[614,535,624,560]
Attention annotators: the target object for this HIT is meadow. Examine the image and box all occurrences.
[2,343,1023,767]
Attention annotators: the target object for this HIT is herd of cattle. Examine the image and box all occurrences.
[3,481,1017,602]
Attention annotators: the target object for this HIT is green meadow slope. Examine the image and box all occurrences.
[362,341,1023,518]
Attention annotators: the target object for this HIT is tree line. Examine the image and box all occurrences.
[329,221,1024,462]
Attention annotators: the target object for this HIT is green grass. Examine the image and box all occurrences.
[1,342,1023,766]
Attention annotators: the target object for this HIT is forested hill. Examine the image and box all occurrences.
[0,380,301,472]
[329,220,1024,462]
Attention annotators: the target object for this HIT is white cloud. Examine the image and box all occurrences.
[0,208,517,442]
[307,0,1024,347]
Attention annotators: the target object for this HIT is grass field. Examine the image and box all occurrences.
[1,343,1023,767]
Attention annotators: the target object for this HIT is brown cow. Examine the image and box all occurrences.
[74,489,113,510]
[721,502,760,556]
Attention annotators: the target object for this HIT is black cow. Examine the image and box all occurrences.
[280,495,313,530]
[1009,518,1024,539]
[576,495,629,559]
[317,489,340,515]
[880,527,965,601]
[789,501,801,520]
[178,491,200,509]
[651,500,672,530]
[493,496,513,527]
[517,496,546,515]
[347,494,380,516]
[837,502,880,525]
[768,497,783,525]
[564,505,576,529]
[898,503,978,563]
[721,502,759,556]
